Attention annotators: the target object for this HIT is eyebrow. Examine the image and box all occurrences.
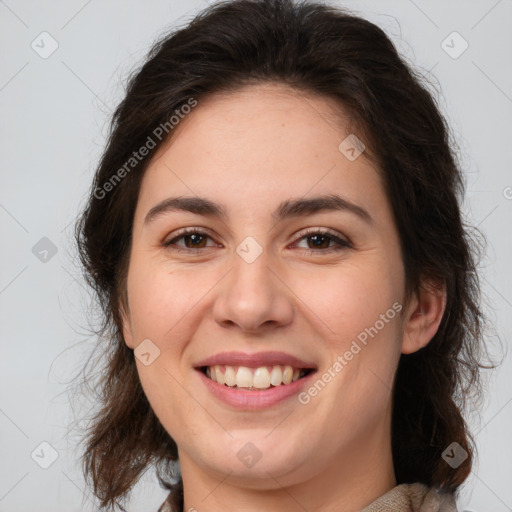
[144,193,373,226]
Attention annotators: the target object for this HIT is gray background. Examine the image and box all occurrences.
[1,0,511,510]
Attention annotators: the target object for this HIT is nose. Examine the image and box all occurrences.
[212,246,294,334]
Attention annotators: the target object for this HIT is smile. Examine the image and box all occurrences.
[202,364,313,390]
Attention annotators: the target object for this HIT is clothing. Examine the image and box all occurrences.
[157,482,458,511]
[362,483,458,511]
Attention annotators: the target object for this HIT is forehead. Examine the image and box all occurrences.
[136,83,385,223]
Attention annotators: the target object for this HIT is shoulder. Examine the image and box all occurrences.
[362,482,458,512]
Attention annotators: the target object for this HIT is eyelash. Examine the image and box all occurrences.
[162,227,352,254]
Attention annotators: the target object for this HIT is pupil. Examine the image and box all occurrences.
[186,234,205,248]
[309,234,328,249]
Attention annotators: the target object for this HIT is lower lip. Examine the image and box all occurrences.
[196,369,316,410]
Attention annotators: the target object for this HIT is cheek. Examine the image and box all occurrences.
[292,257,404,407]
[291,260,400,347]
[126,258,208,343]
[298,264,402,430]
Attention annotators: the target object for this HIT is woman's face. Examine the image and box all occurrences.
[121,83,415,490]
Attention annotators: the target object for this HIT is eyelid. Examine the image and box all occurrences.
[291,226,351,244]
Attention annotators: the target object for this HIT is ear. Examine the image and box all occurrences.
[401,279,447,355]
[119,301,136,350]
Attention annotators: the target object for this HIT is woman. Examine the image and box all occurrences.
[75,0,488,510]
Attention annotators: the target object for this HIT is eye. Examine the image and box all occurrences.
[292,228,352,253]
[162,228,219,253]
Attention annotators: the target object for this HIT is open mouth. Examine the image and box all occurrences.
[199,364,315,391]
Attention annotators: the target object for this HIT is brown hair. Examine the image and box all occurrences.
[74,0,493,510]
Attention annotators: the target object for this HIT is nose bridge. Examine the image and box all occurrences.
[212,238,293,332]
[232,241,273,298]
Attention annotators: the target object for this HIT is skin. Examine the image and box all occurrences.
[121,83,446,512]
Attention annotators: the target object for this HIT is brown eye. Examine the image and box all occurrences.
[306,233,331,250]
[163,229,218,252]
[294,229,352,253]
[180,233,208,248]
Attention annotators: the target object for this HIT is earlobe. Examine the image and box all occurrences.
[401,280,446,355]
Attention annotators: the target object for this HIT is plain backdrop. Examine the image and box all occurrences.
[1,1,511,510]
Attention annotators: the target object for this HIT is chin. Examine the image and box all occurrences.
[199,434,314,484]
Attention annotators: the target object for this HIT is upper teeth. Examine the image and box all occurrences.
[206,365,305,389]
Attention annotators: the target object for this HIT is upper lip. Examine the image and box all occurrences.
[195,351,317,369]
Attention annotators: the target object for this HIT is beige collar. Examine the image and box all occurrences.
[362,483,458,511]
